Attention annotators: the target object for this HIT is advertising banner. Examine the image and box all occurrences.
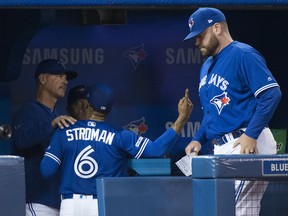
[271,129,287,154]
[10,11,205,163]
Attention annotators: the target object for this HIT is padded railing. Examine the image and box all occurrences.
[0,0,288,7]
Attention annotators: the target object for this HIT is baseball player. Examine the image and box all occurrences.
[183,8,281,215]
[12,59,78,216]
[65,84,89,120]
[40,83,193,216]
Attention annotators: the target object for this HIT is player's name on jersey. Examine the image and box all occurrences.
[262,160,288,176]
[66,127,115,145]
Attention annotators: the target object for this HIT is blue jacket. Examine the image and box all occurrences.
[11,99,61,209]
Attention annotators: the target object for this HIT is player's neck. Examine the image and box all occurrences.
[36,90,57,110]
[89,117,105,122]
[214,39,233,57]
[87,112,106,122]
[220,34,233,51]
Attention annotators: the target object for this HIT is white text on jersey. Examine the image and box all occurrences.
[207,74,229,91]
[66,127,115,145]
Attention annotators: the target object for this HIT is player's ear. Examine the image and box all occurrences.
[212,23,222,35]
[82,100,90,110]
[38,73,47,85]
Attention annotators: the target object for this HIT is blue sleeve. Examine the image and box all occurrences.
[119,127,179,158]
[245,87,282,139]
[191,113,208,145]
[12,103,55,149]
[40,154,60,178]
[192,58,213,145]
[40,129,62,178]
[141,127,179,157]
[240,49,279,96]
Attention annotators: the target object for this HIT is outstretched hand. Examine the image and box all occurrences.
[178,89,193,120]
[172,89,193,135]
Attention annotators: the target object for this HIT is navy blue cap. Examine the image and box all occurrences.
[184,8,226,41]
[67,85,89,107]
[87,83,115,113]
[35,59,77,80]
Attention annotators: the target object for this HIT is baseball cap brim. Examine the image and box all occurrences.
[34,59,78,80]
[183,7,226,42]
[59,71,78,80]
[48,70,78,80]
[183,28,206,41]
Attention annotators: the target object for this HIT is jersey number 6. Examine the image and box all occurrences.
[74,145,98,179]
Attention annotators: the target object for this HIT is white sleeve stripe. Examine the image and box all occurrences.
[135,136,143,147]
[254,83,279,97]
[44,152,61,165]
[134,138,148,159]
[134,138,150,159]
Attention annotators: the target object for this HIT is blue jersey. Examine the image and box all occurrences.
[194,41,279,143]
[11,99,61,209]
[40,120,179,196]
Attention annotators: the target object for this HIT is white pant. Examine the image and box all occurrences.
[213,128,276,216]
[214,127,277,155]
[26,203,59,216]
[60,194,98,216]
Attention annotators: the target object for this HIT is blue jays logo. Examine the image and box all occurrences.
[123,44,147,69]
[210,92,230,114]
[188,17,194,30]
[57,60,66,69]
[123,117,148,135]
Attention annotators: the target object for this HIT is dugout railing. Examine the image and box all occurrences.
[97,154,288,216]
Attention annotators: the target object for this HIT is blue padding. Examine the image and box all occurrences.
[97,177,193,216]
[0,156,25,215]
[128,158,171,176]
[192,154,288,179]
[0,0,288,7]
[193,179,235,216]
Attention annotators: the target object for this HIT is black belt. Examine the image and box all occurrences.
[61,194,97,199]
[211,129,245,146]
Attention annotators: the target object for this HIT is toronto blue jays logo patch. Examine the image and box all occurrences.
[123,117,148,135]
[123,44,147,69]
[57,60,66,69]
[210,92,230,114]
[188,17,195,31]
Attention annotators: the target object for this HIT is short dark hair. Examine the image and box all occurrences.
[67,85,89,107]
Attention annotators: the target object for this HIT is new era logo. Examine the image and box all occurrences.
[208,19,213,23]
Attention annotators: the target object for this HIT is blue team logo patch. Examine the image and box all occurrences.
[188,17,194,31]
[210,92,230,114]
[123,117,148,135]
[123,44,147,69]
